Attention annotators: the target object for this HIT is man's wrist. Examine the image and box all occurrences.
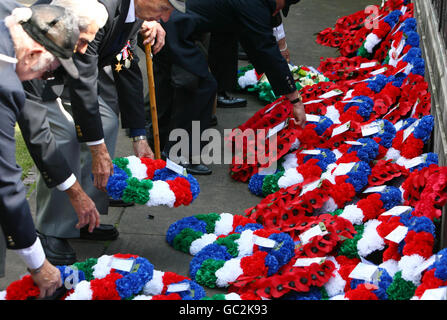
[132,135,147,142]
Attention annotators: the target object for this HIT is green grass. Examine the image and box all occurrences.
[15,124,35,182]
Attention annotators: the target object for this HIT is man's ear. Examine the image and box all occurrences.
[25,46,45,66]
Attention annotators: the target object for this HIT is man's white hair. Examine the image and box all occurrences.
[50,0,108,31]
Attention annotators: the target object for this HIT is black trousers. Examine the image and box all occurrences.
[208,32,239,93]
[146,47,217,161]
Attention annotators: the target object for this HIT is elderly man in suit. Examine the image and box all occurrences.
[20,0,184,266]
[0,4,80,298]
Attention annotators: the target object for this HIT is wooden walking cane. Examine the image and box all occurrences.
[144,44,161,160]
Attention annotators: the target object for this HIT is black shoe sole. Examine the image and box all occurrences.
[79,229,119,241]
[217,102,247,108]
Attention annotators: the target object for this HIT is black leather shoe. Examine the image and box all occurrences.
[181,163,212,175]
[217,92,247,108]
[210,115,218,127]
[37,231,76,266]
[79,224,119,241]
[109,198,134,207]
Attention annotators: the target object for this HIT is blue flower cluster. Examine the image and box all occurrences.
[56,265,86,288]
[413,115,434,143]
[344,95,374,121]
[378,186,402,210]
[389,72,407,88]
[166,216,207,245]
[428,248,447,281]
[257,233,295,268]
[366,74,389,93]
[303,148,336,171]
[106,165,130,200]
[346,161,372,192]
[374,119,396,148]
[399,212,436,236]
[347,138,379,163]
[248,173,267,197]
[314,116,334,135]
[384,10,403,29]
[405,31,420,49]
[234,223,263,233]
[115,257,154,299]
[402,18,417,34]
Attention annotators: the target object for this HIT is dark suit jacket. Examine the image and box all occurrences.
[0,20,37,250]
[67,0,146,142]
[16,0,147,187]
[183,0,296,96]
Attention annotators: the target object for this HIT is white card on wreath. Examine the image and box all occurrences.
[333,162,356,176]
[294,257,326,267]
[414,255,438,275]
[267,119,288,138]
[344,141,363,146]
[166,158,187,176]
[331,121,351,138]
[384,225,408,244]
[349,263,380,282]
[299,179,322,196]
[301,149,322,155]
[167,282,191,293]
[306,114,321,122]
[299,223,328,245]
[360,62,378,69]
[303,99,324,105]
[402,119,420,141]
[319,89,344,99]
[403,156,424,169]
[381,206,413,217]
[264,100,282,114]
[370,67,388,76]
[110,258,135,273]
[361,123,380,137]
[363,185,387,193]
[254,235,277,248]
[420,287,447,300]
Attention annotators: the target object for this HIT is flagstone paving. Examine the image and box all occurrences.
[0,0,376,296]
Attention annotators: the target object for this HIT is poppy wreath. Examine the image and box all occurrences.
[229,119,303,183]
[316,8,372,52]
[358,10,403,59]
[245,160,371,231]
[401,164,447,221]
[188,230,295,289]
[368,159,409,187]
[376,210,436,267]
[339,186,403,226]
[229,255,337,300]
[386,115,434,160]
[106,156,200,207]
